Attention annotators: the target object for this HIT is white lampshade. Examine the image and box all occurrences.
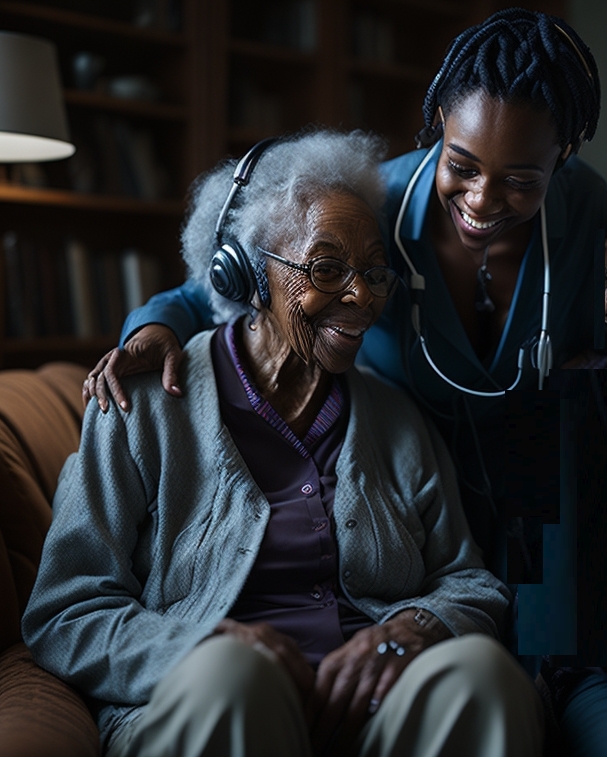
[0,31,75,162]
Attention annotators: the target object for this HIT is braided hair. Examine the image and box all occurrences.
[416,8,600,154]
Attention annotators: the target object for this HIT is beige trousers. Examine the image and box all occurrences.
[106,633,543,757]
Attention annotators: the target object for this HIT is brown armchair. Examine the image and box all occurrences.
[0,362,99,757]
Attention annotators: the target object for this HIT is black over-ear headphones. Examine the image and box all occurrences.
[210,137,278,305]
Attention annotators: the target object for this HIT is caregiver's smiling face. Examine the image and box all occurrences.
[434,89,564,253]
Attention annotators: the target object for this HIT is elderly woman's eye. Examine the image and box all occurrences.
[313,260,348,283]
[366,267,390,286]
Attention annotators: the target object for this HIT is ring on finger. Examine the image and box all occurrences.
[376,639,406,657]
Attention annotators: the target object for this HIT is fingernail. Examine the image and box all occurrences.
[120,401,128,411]
[171,385,182,395]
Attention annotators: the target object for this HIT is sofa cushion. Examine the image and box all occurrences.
[0,363,88,628]
[0,643,99,757]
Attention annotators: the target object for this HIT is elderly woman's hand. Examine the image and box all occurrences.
[82,324,183,413]
[307,609,452,755]
[214,618,316,703]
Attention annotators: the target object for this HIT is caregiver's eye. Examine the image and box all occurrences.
[448,159,477,179]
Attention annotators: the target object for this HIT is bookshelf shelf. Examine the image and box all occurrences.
[0,2,186,48]
[64,90,188,122]
[0,184,184,215]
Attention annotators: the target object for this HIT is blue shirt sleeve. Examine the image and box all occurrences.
[119,280,215,348]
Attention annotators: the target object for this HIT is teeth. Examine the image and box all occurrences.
[334,327,363,338]
[459,208,500,230]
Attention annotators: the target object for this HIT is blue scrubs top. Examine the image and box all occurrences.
[358,145,605,570]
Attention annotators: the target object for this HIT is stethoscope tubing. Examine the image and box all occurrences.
[393,142,552,395]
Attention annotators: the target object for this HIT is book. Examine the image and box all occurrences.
[92,250,126,336]
[3,231,25,338]
[121,248,160,315]
[18,238,40,339]
[36,244,61,336]
[65,238,97,338]
[92,115,127,196]
[113,121,167,200]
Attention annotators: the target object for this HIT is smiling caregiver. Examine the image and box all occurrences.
[81,8,607,756]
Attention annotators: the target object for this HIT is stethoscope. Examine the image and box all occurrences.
[394,141,553,394]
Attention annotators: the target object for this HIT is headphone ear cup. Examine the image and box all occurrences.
[210,241,257,304]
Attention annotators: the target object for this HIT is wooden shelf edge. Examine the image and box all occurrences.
[0,184,185,215]
[64,89,188,121]
[0,1,186,47]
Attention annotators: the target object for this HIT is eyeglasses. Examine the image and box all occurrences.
[258,248,398,298]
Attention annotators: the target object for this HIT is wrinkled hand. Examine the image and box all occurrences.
[214,618,316,703]
[307,610,452,756]
[82,324,183,413]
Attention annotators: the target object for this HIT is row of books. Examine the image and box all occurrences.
[5,116,170,200]
[351,10,395,64]
[233,0,316,52]
[3,232,161,340]
[71,116,171,199]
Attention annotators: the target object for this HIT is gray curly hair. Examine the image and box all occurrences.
[181,128,388,323]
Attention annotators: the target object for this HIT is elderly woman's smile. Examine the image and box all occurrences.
[259,192,388,375]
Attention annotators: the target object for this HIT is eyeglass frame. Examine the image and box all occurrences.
[257,247,398,298]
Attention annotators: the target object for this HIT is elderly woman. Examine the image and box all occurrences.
[23,130,540,757]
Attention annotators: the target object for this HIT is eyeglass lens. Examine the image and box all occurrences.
[311,258,396,297]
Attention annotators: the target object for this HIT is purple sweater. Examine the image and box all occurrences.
[212,322,372,666]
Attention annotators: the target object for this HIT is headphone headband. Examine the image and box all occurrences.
[214,137,279,243]
[210,137,279,307]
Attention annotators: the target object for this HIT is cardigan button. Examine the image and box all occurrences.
[345,519,357,529]
[343,570,351,579]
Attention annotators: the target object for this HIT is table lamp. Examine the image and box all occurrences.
[0,30,74,162]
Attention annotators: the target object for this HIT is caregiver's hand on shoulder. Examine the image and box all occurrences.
[82,324,183,413]
[214,618,316,703]
[307,609,452,756]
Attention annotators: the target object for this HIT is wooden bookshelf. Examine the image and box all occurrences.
[0,0,569,370]
[0,0,199,369]
[220,0,567,157]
